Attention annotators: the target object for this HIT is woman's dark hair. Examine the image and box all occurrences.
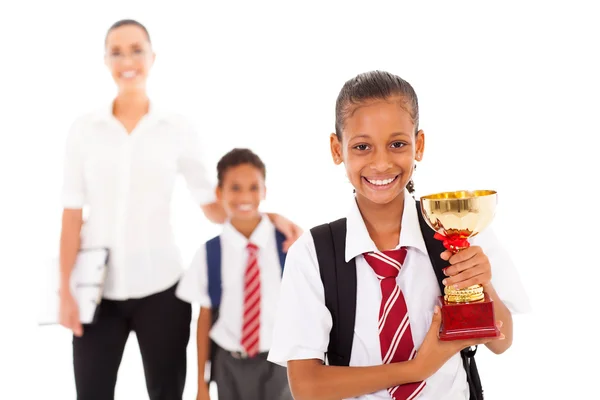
[335,70,420,194]
[105,19,151,45]
[217,148,266,187]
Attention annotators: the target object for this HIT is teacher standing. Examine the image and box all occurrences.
[58,19,301,400]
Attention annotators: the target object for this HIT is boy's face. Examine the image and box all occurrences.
[330,96,425,206]
[216,163,266,221]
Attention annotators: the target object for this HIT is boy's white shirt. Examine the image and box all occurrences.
[267,191,530,400]
[176,215,284,353]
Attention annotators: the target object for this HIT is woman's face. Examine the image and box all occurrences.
[104,25,154,93]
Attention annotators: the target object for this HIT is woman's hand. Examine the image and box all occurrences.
[267,213,303,252]
[59,290,83,337]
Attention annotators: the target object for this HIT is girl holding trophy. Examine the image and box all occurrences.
[267,70,529,399]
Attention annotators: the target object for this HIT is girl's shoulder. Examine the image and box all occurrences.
[285,219,348,275]
[287,230,318,259]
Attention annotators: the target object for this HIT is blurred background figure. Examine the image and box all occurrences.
[57,19,301,400]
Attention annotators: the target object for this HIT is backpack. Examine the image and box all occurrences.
[204,229,287,381]
[309,200,484,400]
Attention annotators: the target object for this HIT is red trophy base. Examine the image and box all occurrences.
[438,292,500,341]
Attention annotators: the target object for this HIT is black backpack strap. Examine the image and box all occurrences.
[415,200,484,400]
[463,346,483,400]
[415,201,448,293]
[310,218,357,367]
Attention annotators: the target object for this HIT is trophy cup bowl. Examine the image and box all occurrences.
[420,190,500,341]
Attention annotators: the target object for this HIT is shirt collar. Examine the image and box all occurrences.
[344,190,428,262]
[90,100,169,124]
[221,214,275,250]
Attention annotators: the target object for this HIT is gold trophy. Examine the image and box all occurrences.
[420,190,500,341]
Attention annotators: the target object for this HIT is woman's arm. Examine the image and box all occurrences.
[265,212,303,252]
[59,208,83,291]
[200,202,227,224]
[58,208,84,336]
[200,202,302,251]
[177,118,303,246]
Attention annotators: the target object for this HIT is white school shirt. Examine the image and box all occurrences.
[176,216,284,353]
[61,103,216,300]
[268,191,530,400]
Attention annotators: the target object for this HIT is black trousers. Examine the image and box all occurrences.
[72,283,191,400]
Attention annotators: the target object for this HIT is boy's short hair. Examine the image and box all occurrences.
[217,148,266,187]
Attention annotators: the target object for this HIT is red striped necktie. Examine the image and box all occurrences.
[364,248,426,400]
[241,242,261,357]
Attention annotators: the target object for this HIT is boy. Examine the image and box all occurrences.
[176,148,292,400]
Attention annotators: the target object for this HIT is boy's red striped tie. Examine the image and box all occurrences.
[364,248,426,400]
[241,242,261,357]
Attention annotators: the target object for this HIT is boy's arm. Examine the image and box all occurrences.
[196,307,212,395]
[173,244,213,397]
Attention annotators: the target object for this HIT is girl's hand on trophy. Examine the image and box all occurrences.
[414,306,504,380]
[440,246,491,289]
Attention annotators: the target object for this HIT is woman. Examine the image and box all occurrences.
[58,19,301,400]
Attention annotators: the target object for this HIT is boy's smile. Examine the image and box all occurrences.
[217,163,266,222]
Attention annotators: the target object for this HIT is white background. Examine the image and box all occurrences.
[1,0,599,399]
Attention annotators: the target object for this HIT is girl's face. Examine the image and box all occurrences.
[330,96,424,206]
[104,25,154,94]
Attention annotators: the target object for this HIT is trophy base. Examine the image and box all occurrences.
[438,292,500,341]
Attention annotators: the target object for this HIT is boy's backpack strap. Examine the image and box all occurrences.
[205,235,221,383]
[310,218,357,367]
[415,200,484,400]
[275,229,287,273]
[206,235,222,318]
[207,229,286,309]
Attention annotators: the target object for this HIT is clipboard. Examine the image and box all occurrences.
[38,248,109,326]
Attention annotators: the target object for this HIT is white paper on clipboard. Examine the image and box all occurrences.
[37,248,109,325]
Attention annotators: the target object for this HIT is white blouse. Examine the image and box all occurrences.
[61,103,215,300]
